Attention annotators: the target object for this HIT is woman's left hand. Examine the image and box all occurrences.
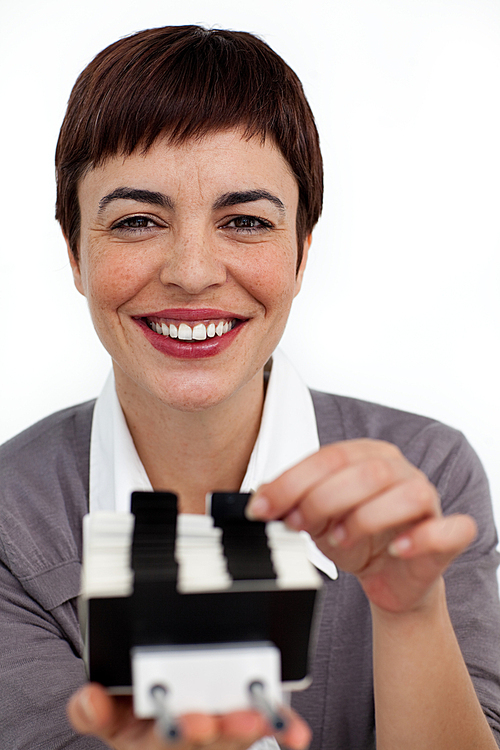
[247,439,477,614]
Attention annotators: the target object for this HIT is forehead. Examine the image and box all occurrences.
[78,129,299,210]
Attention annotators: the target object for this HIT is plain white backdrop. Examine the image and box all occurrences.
[1,1,500,535]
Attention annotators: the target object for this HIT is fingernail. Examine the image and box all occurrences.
[78,688,96,725]
[246,494,270,520]
[285,509,304,531]
[388,536,412,557]
[327,524,346,547]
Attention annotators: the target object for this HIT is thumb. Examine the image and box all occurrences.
[67,683,122,736]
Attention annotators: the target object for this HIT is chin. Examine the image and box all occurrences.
[152,380,239,414]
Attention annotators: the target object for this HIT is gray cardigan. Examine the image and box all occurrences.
[1,391,500,749]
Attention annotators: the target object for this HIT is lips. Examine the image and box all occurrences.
[134,309,247,359]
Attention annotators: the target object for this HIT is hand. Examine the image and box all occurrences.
[247,439,477,614]
[67,683,311,750]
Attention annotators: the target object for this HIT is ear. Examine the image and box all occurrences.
[65,235,86,297]
[294,233,312,297]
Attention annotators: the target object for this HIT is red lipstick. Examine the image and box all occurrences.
[134,313,246,359]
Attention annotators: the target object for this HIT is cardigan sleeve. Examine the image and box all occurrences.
[0,557,106,749]
[430,428,500,743]
[370,416,500,743]
[0,403,104,749]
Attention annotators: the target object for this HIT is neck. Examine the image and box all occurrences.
[114,368,265,514]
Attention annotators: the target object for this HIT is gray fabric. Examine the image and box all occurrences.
[0,393,499,749]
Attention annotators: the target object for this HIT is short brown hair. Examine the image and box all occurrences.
[55,25,323,263]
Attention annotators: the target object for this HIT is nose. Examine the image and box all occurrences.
[159,227,227,295]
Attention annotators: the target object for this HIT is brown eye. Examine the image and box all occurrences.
[233,216,259,228]
[224,215,273,233]
[125,217,152,228]
[112,216,157,231]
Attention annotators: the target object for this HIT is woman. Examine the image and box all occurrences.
[0,25,499,750]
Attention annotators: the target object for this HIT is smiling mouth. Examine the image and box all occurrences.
[145,317,240,341]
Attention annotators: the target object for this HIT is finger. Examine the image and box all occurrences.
[218,707,311,750]
[388,514,477,564]
[323,470,440,549]
[68,684,168,748]
[247,439,403,521]
[67,683,121,736]
[218,709,271,740]
[176,713,220,744]
[273,706,312,750]
[282,457,416,537]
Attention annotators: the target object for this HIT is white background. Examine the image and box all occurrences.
[1,1,500,530]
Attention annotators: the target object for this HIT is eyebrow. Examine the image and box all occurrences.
[213,190,286,215]
[98,188,173,214]
[97,187,286,216]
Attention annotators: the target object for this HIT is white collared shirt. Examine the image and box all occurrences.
[89,348,337,580]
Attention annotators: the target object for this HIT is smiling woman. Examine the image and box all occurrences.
[1,23,500,750]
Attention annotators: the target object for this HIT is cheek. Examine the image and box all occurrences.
[81,247,154,313]
[236,251,297,314]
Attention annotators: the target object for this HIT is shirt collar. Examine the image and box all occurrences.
[90,369,152,513]
[89,348,337,579]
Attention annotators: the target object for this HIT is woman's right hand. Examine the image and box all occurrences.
[67,683,311,750]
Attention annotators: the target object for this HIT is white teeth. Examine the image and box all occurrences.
[178,323,193,341]
[150,319,236,340]
[192,323,207,341]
